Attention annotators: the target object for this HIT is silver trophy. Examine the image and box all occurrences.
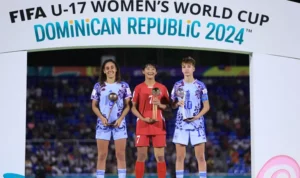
[176,88,193,121]
[107,92,118,126]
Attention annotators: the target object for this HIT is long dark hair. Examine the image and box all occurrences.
[98,59,121,85]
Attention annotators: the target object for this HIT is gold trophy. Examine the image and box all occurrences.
[176,88,193,121]
[152,88,161,121]
[107,92,118,126]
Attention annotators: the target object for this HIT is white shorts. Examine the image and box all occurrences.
[172,128,207,146]
[95,119,127,140]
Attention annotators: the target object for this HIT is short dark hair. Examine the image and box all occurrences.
[143,62,157,70]
[182,56,196,67]
[98,59,121,85]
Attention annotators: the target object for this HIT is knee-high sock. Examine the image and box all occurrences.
[135,161,145,178]
[157,162,166,178]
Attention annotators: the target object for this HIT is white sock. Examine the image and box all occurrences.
[199,172,207,178]
[176,170,184,178]
[118,169,126,178]
[96,170,105,178]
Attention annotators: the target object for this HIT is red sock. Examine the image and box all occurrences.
[135,161,145,178]
[157,162,167,178]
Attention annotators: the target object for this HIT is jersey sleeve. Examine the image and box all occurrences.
[132,85,140,103]
[201,83,209,101]
[123,82,132,99]
[91,83,100,101]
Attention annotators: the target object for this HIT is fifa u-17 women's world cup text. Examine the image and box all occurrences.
[8,0,270,44]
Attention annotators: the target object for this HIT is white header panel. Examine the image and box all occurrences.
[0,0,300,58]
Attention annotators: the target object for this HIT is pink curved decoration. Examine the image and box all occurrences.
[257,155,300,178]
[272,169,290,178]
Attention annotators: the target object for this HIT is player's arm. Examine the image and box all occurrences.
[170,84,184,109]
[114,98,130,127]
[91,84,108,125]
[131,101,147,121]
[194,100,210,119]
[157,102,168,110]
[192,86,210,120]
[156,86,170,111]
[171,97,180,109]
[117,84,132,121]
[131,102,152,123]
[159,86,174,119]
[153,98,168,110]
[92,100,106,120]
[131,86,148,122]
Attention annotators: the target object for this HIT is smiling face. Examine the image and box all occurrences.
[142,64,157,80]
[103,61,117,79]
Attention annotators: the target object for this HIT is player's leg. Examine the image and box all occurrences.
[153,135,167,178]
[95,122,112,178]
[114,138,127,178]
[113,123,128,178]
[172,129,189,178]
[194,143,206,178]
[175,144,186,178]
[135,135,149,178]
[191,129,207,178]
[96,139,109,170]
[96,135,110,178]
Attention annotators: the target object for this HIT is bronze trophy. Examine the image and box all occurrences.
[176,88,193,121]
[106,92,118,126]
[152,88,161,121]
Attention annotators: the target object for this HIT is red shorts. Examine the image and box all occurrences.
[135,134,166,147]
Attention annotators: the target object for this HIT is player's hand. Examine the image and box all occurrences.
[142,117,156,124]
[114,118,123,128]
[141,117,152,123]
[152,98,161,106]
[177,100,185,107]
[100,117,108,126]
[185,116,200,122]
[149,118,158,124]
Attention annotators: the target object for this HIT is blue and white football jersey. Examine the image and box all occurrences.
[171,79,209,130]
[91,81,132,123]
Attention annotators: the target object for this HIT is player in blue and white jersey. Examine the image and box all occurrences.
[91,59,132,178]
[171,57,210,178]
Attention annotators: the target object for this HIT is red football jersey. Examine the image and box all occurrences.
[132,82,170,135]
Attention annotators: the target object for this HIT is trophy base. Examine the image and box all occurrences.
[183,117,194,121]
[107,121,116,127]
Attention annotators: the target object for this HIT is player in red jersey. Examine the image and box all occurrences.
[131,63,170,178]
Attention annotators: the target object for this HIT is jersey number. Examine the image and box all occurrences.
[149,95,153,104]
[136,135,141,144]
[184,101,192,109]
